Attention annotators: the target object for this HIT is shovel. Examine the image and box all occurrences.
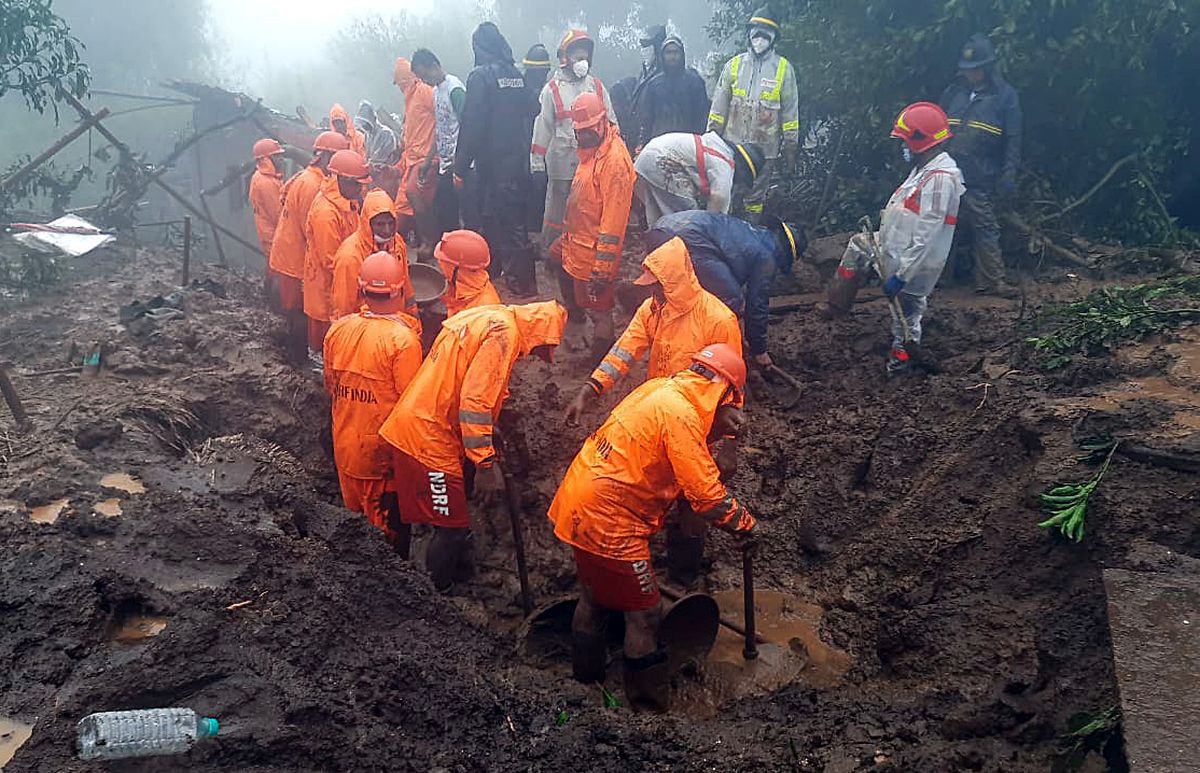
[741,541,758,660]
[498,460,534,617]
[761,363,804,409]
[857,215,913,345]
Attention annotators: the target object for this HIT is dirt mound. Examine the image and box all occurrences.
[1,243,1196,770]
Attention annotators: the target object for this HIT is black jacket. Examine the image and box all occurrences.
[634,36,709,146]
[939,71,1022,191]
[456,23,539,185]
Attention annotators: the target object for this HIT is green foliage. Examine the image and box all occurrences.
[0,156,92,215]
[1026,275,1200,366]
[1051,705,1121,772]
[1037,443,1118,542]
[711,0,1200,243]
[1,0,89,112]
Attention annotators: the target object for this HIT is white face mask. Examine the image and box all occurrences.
[571,59,590,79]
[901,146,913,164]
[750,36,771,55]
[373,233,392,245]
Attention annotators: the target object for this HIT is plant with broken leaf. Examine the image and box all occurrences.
[1027,275,1200,368]
[1037,444,1118,542]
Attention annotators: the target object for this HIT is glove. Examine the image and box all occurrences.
[997,173,1017,197]
[883,274,906,298]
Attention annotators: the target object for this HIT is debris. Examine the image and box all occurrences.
[10,214,115,257]
[1037,443,1119,542]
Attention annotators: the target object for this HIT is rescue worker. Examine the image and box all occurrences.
[633,131,764,223]
[456,22,540,297]
[940,33,1022,297]
[532,30,618,253]
[378,300,568,591]
[330,103,366,158]
[355,100,400,170]
[269,130,350,364]
[521,43,553,237]
[248,138,286,259]
[435,229,501,318]
[304,149,369,364]
[556,92,636,358]
[412,48,466,239]
[634,35,709,146]
[331,189,415,321]
[392,57,438,243]
[549,343,756,711]
[708,8,799,222]
[817,102,964,375]
[324,252,423,555]
[652,210,803,368]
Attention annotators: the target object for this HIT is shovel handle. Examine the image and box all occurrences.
[742,543,758,661]
[499,462,534,617]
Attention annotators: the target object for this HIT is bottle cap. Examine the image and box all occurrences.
[198,718,220,738]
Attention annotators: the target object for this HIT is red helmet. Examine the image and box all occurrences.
[328,149,370,180]
[571,92,607,131]
[434,229,491,270]
[313,131,351,152]
[691,343,748,394]
[252,138,284,159]
[557,30,594,66]
[358,251,406,298]
[890,101,952,154]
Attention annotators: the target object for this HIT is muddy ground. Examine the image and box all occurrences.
[1,239,1197,771]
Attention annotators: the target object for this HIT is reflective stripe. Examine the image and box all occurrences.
[548,79,569,120]
[463,434,493,449]
[531,143,547,155]
[730,55,746,97]
[762,58,788,101]
[459,410,493,426]
[694,134,710,198]
[597,361,622,380]
[782,120,800,131]
[708,112,726,125]
[609,345,635,364]
[944,214,958,225]
[946,118,962,126]
[594,250,618,262]
[745,202,764,213]
[695,493,735,522]
[597,233,620,245]
[967,120,1003,136]
[748,15,779,29]
[836,265,858,280]
[734,143,758,179]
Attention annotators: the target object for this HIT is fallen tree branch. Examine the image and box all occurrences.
[0,108,111,193]
[1002,211,1092,270]
[1038,152,1139,224]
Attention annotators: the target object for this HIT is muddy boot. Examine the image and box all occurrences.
[905,341,941,375]
[886,345,912,377]
[285,311,308,367]
[815,269,864,320]
[623,650,671,713]
[572,632,608,683]
[427,527,469,592]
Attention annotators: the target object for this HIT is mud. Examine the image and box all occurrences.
[1,242,1197,771]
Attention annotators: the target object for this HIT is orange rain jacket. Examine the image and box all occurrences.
[379,301,567,477]
[589,237,742,396]
[549,370,756,562]
[562,124,636,283]
[393,58,437,217]
[269,164,325,280]
[331,190,415,321]
[249,157,283,257]
[323,310,423,480]
[331,103,367,159]
[437,256,501,318]
[304,174,361,322]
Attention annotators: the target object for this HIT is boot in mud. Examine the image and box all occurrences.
[904,341,941,374]
[886,345,913,377]
[572,633,608,683]
[815,268,864,320]
[666,524,706,590]
[427,527,471,592]
[285,311,308,367]
[623,650,671,713]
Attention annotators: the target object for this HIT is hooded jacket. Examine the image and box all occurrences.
[456,23,538,185]
[531,67,619,181]
[378,301,567,475]
[393,58,437,216]
[589,237,742,396]
[303,174,361,322]
[330,103,367,159]
[634,131,737,214]
[562,122,636,283]
[939,65,1022,191]
[708,46,799,159]
[323,310,423,481]
[437,256,501,318]
[549,370,755,562]
[249,157,283,257]
[634,36,709,145]
[269,164,325,280]
[876,151,965,297]
[331,190,414,321]
[653,210,782,355]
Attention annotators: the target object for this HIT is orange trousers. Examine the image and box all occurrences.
[337,471,404,545]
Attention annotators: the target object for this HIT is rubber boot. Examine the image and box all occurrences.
[427,527,470,592]
[815,268,864,319]
[572,633,608,683]
[285,311,308,367]
[623,650,671,713]
[886,345,912,377]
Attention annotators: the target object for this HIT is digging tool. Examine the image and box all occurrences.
[762,363,803,408]
[658,583,768,645]
[741,542,759,660]
[858,216,912,345]
[497,459,534,616]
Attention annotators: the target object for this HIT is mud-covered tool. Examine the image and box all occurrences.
[658,592,720,672]
[498,460,534,616]
[742,542,759,661]
[659,584,768,645]
[858,215,912,345]
[762,363,803,409]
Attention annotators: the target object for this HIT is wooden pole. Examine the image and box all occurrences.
[0,368,31,432]
[182,216,192,285]
[0,108,111,192]
[198,194,231,265]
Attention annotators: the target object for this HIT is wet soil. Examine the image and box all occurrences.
[1,241,1197,771]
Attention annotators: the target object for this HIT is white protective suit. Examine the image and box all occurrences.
[633,131,737,223]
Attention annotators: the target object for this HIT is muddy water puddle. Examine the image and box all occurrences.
[93,498,122,517]
[108,614,169,644]
[0,716,33,767]
[28,498,70,524]
[99,472,145,494]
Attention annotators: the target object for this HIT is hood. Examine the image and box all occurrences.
[673,369,731,429]
[365,124,399,166]
[329,103,360,145]
[511,300,568,356]
[642,237,702,309]
[318,170,356,211]
[438,257,492,306]
[473,22,514,67]
[393,58,417,94]
[354,100,376,134]
[661,35,687,71]
[355,189,395,242]
[254,156,281,177]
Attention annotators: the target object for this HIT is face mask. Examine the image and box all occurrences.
[373,233,392,245]
[571,59,590,79]
[641,47,655,66]
[901,146,913,164]
[750,35,771,55]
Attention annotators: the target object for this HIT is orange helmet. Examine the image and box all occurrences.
[557,30,594,65]
[328,149,370,180]
[890,101,952,154]
[571,92,607,130]
[691,343,748,395]
[313,131,351,152]
[252,138,284,159]
[358,251,406,298]
[434,229,491,270]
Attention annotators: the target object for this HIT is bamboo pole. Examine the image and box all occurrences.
[0,108,111,192]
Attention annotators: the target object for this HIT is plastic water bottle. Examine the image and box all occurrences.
[76,708,219,760]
